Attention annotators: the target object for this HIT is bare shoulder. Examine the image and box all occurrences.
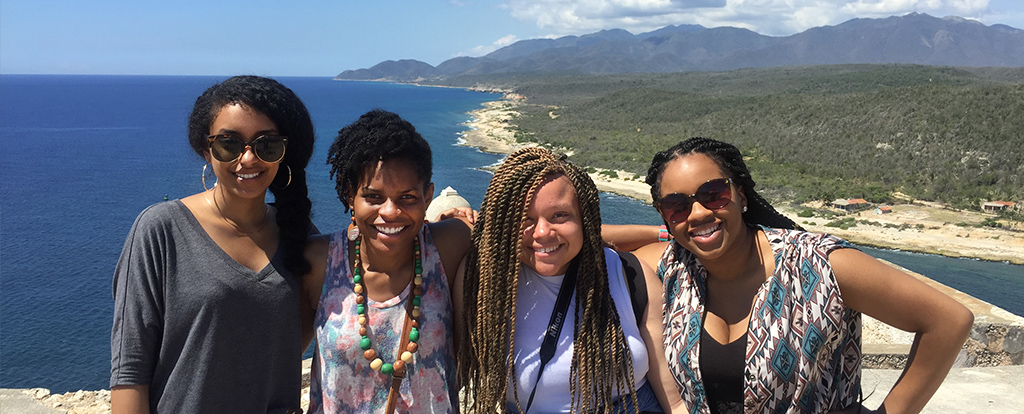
[304,234,331,262]
[427,220,472,252]
[633,241,670,269]
[427,220,472,287]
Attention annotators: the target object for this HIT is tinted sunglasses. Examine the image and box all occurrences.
[207,134,288,163]
[655,178,733,223]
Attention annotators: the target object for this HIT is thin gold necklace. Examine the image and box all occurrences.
[203,189,269,235]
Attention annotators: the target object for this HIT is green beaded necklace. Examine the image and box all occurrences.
[353,235,423,376]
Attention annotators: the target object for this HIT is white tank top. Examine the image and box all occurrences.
[505,247,650,413]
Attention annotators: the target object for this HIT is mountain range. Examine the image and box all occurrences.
[335,13,1024,81]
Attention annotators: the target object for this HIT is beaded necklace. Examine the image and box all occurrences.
[352,234,422,376]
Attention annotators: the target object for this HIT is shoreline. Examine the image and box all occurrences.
[459,96,1024,265]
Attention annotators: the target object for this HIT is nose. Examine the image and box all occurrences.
[238,145,258,165]
[687,200,714,223]
[533,218,553,238]
[379,198,401,219]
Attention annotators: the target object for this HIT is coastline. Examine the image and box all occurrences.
[459,95,1024,265]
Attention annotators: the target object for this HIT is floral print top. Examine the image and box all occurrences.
[309,225,456,414]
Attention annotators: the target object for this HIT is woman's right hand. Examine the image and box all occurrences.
[437,207,478,224]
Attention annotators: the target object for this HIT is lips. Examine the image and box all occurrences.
[374,225,406,235]
[689,223,721,238]
[236,171,261,180]
[534,244,561,254]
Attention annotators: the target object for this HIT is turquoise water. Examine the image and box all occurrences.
[1,75,1020,392]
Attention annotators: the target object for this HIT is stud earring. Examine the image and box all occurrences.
[742,206,748,213]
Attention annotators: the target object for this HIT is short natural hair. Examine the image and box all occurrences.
[326,109,432,212]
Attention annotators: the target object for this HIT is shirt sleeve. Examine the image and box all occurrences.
[110,204,170,387]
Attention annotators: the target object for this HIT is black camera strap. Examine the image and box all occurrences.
[523,258,579,414]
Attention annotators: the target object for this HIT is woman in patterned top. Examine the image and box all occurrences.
[301,109,473,414]
[635,137,973,414]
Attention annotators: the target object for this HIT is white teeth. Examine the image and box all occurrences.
[536,245,559,254]
[237,172,259,179]
[691,224,720,237]
[375,226,405,235]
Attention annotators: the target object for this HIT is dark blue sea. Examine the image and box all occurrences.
[1,75,1021,392]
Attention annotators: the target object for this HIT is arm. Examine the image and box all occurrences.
[635,259,687,414]
[427,217,473,288]
[601,224,663,252]
[451,257,469,357]
[110,206,167,413]
[111,385,150,414]
[829,249,973,414]
[633,241,670,270]
[300,235,330,350]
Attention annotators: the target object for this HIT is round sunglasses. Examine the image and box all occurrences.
[207,134,288,163]
[654,178,733,223]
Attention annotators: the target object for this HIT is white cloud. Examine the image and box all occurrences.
[460,34,522,57]
[500,0,994,36]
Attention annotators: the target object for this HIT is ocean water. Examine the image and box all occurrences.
[1,75,1021,392]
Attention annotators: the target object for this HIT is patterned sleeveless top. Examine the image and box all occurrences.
[658,226,862,414]
[309,225,456,414]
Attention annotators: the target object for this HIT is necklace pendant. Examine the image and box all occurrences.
[347,224,360,241]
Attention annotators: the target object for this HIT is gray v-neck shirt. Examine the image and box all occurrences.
[111,201,302,413]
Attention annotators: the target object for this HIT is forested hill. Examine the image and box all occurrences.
[433,65,1024,211]
[336,13,1024,81]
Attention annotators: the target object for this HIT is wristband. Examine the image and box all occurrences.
[658,225,670,242]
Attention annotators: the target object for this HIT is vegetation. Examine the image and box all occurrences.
[440,65,1024,212]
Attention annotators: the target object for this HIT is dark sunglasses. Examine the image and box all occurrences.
[655,178,733,223]
[207,134,288,163]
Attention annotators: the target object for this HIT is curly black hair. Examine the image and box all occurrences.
[187,75,316,276]
[645,137,797,229]
[326,109,432,211]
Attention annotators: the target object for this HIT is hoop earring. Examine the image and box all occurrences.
[273,165,292,190]
[202,163,216,191]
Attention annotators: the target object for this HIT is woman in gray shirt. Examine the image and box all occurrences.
[110,76,315,413]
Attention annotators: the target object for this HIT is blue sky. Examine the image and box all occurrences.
[1,0,1021,76]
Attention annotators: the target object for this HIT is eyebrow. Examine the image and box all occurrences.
[213,128,279,138]
[361,185,421,194]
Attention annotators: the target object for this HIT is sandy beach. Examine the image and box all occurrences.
[460,96,1024,265]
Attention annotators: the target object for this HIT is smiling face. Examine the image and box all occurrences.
[658,153,749,263]
[206,103,280,200]
[349,159,433,255]
[520,174,584,277]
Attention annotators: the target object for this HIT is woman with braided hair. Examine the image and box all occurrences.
[455,147,683,414]
[301,109,474,414]
[111,76,315,413]
[638,137,973,413]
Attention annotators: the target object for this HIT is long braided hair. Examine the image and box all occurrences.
[459,147,640,413]
[645,137,797,230]
[188,75,316,276]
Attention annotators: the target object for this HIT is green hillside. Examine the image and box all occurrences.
[436,65,1024,212]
